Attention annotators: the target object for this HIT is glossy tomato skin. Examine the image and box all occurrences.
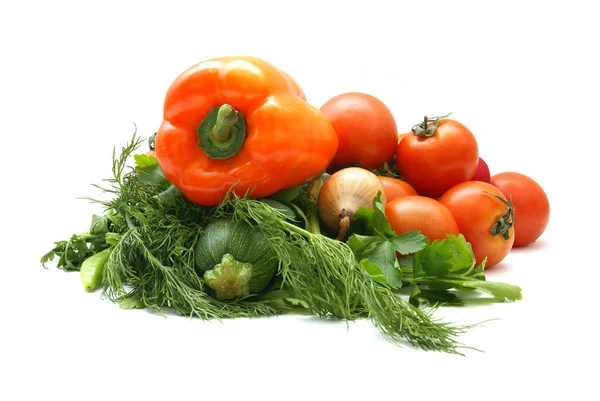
[490,172,550,247]
[439,181,515,268]
[378,176,418,203]
[397,132,409,144]
[320,92,398,170]
[396,119,479,198]
[471,157,491,183]
[385,195,459,242]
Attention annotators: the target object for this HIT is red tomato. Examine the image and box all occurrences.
[490,172,550,247]
[378,176,418,203]
[439,181,515,268]
[385,196,459,242]
[320,92,398,170]
[397,132,409,144]
[471,157,491,183]
[396,117,479,198]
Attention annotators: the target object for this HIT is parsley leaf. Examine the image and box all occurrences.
[364,241,403,288]
[372,191,395,237]
[134,154,170,188]
[345,193,522,305]
[390,231,428,255]
[359,259,388,285]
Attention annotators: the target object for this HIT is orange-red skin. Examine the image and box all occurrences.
[378,176,419,203]
[439,181,515,268]
[396,119,479,198]
[155,56,339,206]
[491,172,550,247]
[385,195,459,242]
[320,92,398,170]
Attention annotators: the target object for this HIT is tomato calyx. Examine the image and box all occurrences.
[486,191,515,240]
[411,113,452,138]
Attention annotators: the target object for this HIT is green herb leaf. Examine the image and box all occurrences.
[372,191,395,237]
[413,234,477,277]
[446,234,476,274]
[414,239,454,277]
[398,254,414,271]
[390,230,428,255]
[346,234,382,257]
[270,185,301,203]
[118,294,146,310]
[134,154,170,188]
[90,214,110,235]
[359,259,388,285]
[348,206,375,236]
[133,153,158,168]
[410,286,462,307]
[283,298,310,309]
[452,280,523,302]
[364,241,403,289]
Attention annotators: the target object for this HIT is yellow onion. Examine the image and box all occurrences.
[317,167,387,239]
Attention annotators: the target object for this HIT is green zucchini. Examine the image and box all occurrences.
[195,218,278,300]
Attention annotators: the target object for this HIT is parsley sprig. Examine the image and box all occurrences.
[346,193,522,306]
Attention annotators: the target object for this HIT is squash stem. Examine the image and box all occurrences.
[203,253,253,300]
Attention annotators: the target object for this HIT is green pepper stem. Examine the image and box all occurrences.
[212,105,238,142]
[197,104,247,159]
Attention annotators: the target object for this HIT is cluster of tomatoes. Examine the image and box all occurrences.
[320,92,550,268]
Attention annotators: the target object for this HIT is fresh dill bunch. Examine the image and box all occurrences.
[228,195,473,354]
[76,131,474,352]
[91,132,287,319]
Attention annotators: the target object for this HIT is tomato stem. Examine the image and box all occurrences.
[411,112,452,138]
[487,192,515,240]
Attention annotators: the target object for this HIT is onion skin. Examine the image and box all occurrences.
[318,167,387,238]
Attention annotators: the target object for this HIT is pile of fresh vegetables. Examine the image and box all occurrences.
[41,56,550,354]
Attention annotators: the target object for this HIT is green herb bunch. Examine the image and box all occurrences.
[41,132,522,355]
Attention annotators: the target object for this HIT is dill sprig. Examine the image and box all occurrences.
[229,196,473,354]
[80,131,473,352]
[91,132,286,319]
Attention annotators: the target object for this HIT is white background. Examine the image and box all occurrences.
[2,0,598,400]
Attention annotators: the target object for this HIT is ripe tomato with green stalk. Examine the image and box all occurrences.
[320,92,398,170]
[396,114,479,198]
[491,172,550,247]
[439,181,515,268]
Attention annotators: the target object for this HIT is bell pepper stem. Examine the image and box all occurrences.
[197,104,247,159]
[212,105,237,142]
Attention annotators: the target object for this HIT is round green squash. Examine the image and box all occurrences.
[195,218,278,300]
